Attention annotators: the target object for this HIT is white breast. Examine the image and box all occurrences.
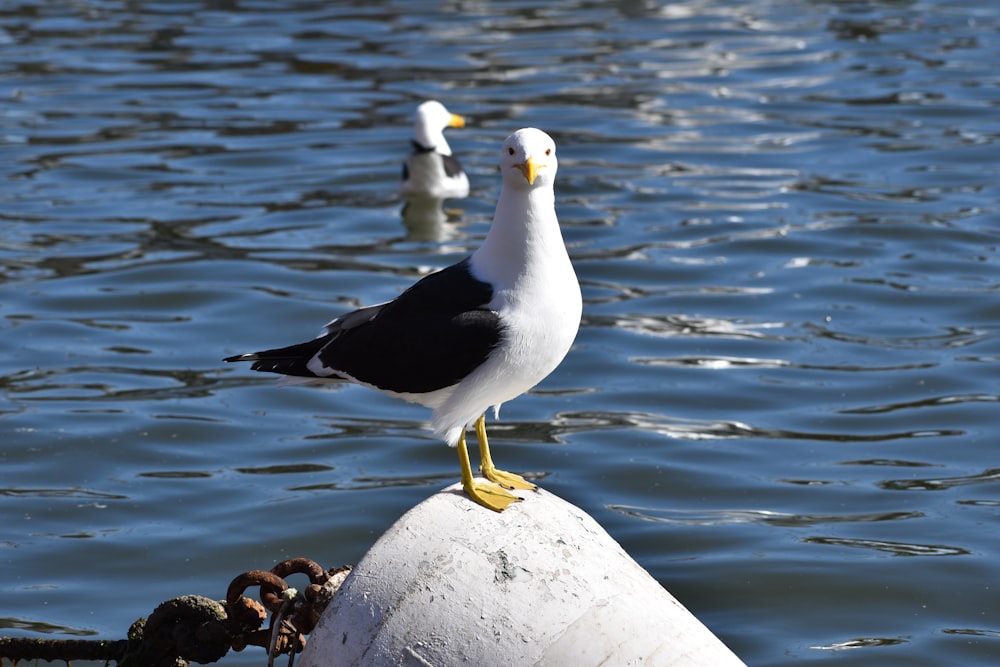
[431,230,581,446]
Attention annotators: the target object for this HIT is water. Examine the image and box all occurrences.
[3,1,1000,665]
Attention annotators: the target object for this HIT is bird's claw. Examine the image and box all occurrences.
[463,479,522,512]
[481,466,536,491]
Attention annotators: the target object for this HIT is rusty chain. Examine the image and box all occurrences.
[0,558,351,666]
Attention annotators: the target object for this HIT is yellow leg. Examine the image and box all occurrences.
[475,414,536,491]
[458,428,520,512]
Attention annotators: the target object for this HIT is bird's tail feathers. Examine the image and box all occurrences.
[224,337,335,379]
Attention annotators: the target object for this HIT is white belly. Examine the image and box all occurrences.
[430,261,582,446]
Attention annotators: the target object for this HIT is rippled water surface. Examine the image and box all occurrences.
[3,1,1000,665]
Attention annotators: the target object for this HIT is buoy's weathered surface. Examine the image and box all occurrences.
[300,483,746,667]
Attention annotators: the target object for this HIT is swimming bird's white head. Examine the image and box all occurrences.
[414,100,464,156]
[501,128,557,190]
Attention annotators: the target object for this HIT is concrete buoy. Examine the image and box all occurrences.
[299,483,746,667]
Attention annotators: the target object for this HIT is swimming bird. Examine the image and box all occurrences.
[225,128,580,512]
[400,100,470,200]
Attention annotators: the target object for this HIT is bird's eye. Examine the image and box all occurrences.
[545,148,552,156]
[508,147,515,155]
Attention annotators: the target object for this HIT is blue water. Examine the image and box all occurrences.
[3,1,1000,665]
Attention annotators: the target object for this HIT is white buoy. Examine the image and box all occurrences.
[299,483,746,667]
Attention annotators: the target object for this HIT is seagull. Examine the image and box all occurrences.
[225,128,580,512]
[400,101,470,200]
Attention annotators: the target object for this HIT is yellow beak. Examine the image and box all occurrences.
[448,113,465,129]
[515,155,540,185]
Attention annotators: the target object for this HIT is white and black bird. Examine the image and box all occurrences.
[400,100,470,200]
[225,128,580,512]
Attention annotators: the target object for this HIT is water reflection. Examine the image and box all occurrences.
[879,468,1000,492]
[291,472,458,492]
[552,409,962,443]
[0,488,127,501]
[811,637,908,651]
[6,366,225,403]
[399,197,461,242]
[233,463,333,476]
[587,312,786,339]
[841,393,1000,415]
[637,355,936,373]
[607,506,923,527]
[0,618,98,638]
[803,536,971,557]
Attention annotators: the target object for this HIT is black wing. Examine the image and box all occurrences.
[318,258,501,394]
[226,258,503,395]
[441,154,464,179]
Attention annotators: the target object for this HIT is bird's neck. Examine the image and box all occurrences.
[473,186,564,287]
[413,130,451,156]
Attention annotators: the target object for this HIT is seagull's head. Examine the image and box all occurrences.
[414,101,465,151]
[501,128,557,190]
